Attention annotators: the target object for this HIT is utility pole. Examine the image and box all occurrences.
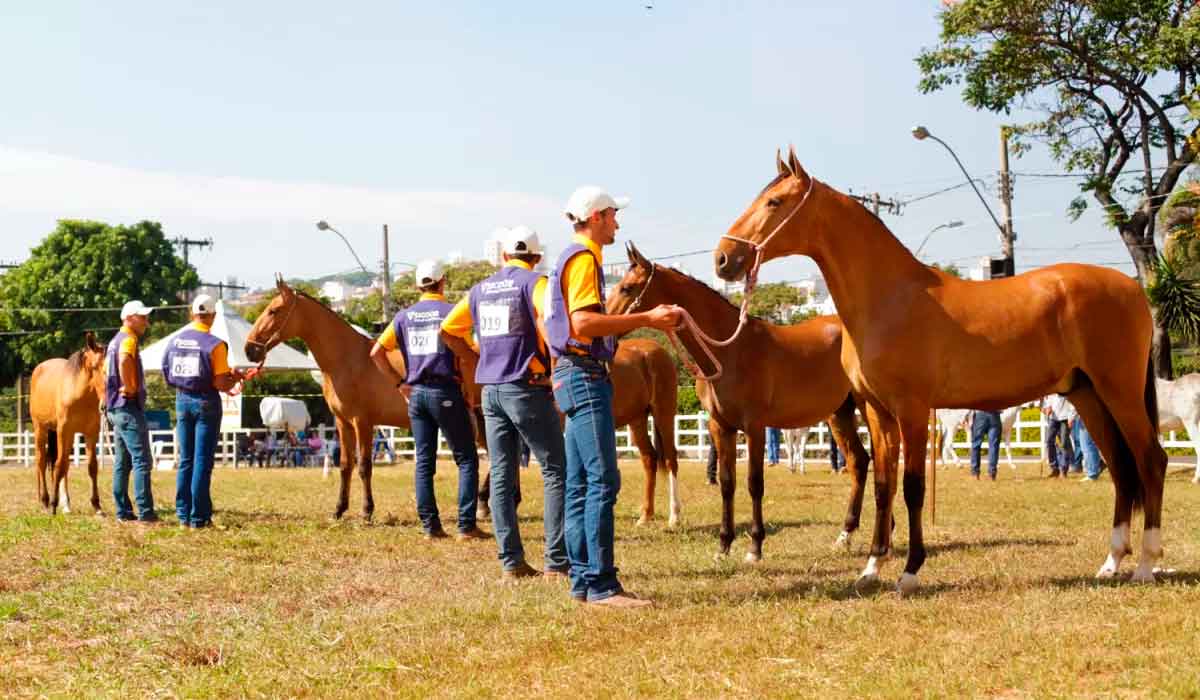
[198,280,248,300]
[381,224,393,323]
[172,237,214,303]
[847,191,904,216]
[998,127,1017,278]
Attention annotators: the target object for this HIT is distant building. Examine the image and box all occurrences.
[968,256,993,281]
[483,238,504,266]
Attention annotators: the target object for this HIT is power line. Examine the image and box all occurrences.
[0,304,190,313]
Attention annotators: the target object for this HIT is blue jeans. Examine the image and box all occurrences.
[1045,418,1074,471]
[1073,419,1103,478]
[553,360,622,602]
[109,406,156,521]
[482,380,567,573]
[175,393,221,527]
[970,410,1002,477]
[373,436,395,462]
[766,427,781,464]
[409,383,480,534]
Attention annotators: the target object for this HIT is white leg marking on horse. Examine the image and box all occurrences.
[896,572,919,596]
[667,471,681,528]
[59,479,71,514]
[1132,528,1161,583]
[833,530,852,551]
[1096,523,1130,579]
[858,554,884,584]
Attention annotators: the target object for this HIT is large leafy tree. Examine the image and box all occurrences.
[917,0,1199,377]
[0,220,198,382]
[729,282,811,324]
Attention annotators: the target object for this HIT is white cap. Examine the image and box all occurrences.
[502,225,543,255]
[415,259,445,287]
[191,294,216,315]
[119,300,153,320]
[564,186,630,223]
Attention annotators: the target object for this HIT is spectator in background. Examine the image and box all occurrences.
[1041,395,1076,477]
[251,434,267,467]
[765,427,782,466]
[969,409,1002,481]
[828,429,845,473]
[373,428,396,463]
[326,433,340,468]
[1072,416,1104,481]
[306,433,323,466]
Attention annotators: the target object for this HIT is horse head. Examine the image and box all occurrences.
[715,144,817,282]
[245,274,301,363]
[607,242,659,316]
[80,331,106,403]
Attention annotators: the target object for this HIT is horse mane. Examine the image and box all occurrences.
[655,264,762,320]
[65,348,87,373]
[293,291,375,342]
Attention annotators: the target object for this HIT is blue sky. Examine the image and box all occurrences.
[0,1,1143,290]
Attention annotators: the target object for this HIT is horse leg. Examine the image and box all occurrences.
[896,411,930,596]
[629,416,657,526]
[1083,369,1167,582]
[34,424,49,510]
[1188,417,1200,485]
[798,428,809,474]
[356,426,375,522]
[857,402,900,587]
[745,427,767,563]
[662,433,681,529]
[477,469,492,521]
[714,424,737,557]
[50,429,72,515]
[1067,386,1133,579]
[333,418,354,519]
[830,399,869,550]
[86,433,102,515]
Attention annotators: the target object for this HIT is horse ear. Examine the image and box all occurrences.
[275,274,291,296]
[776,148,791,177]
[84,331,99,353]
[787,144,807,180]
[627,241,651,270]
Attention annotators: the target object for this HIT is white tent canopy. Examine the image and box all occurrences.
[141,299,319,373]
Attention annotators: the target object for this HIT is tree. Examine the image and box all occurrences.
[932,262,963,278]
[917,0,1200,377]
[729,282,809,324]
[0,220,198,383]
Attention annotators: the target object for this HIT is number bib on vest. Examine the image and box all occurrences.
[478,302,511,337]
[406,327,439,356]
[171,353,201,378]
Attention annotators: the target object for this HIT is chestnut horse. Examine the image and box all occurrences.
[608,243,870,561]
[715,147,1167,592]
[29,332,107,515]
[245,278,431,521]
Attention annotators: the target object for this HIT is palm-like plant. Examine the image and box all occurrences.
[1148,254,1200,343]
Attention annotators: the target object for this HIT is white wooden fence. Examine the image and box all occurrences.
[1,409,1194,468]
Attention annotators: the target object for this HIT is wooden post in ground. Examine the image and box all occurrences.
[929,409,938,525]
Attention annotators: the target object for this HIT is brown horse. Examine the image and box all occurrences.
[473,337,682,527]
[715,147,1167,592]
[246,278,431,521]
[608,243,870,561]
[29,332,107,515]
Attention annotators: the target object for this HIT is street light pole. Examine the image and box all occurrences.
[912,125,1014,277]
[315,220,370,275]
[914,220,965,259]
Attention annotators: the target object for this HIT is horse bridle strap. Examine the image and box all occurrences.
[242,291,300,381]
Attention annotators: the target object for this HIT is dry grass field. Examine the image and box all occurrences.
[2,459,1200,698]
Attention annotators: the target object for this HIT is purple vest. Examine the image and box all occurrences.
[546,243,616,361]
[162,326,223,398]
[395,299,457,385]
[105,330,145,410]
[468,265,547,384]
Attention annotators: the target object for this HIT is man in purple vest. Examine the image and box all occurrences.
[547,186,681,607]
[163,294,246,529]
[105,300,159,523]
[441,226,568,580]
[371,260,487,541]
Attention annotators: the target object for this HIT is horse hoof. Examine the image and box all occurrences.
[833,531,852,551]
[896,573,919,597]
[744,551,762,564]
[713,550,730,562]
[476,508,491,521]
[667,518,680,530]
[1095,565,1118,580]
[636,516,650,527]
[1130,566,1156,584]
[854,573,879,592]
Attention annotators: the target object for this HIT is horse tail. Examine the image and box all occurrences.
[652,420,668,471]
[1099,360,1155,511]
[45,429,58,465]
[1144,356,1160,436]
